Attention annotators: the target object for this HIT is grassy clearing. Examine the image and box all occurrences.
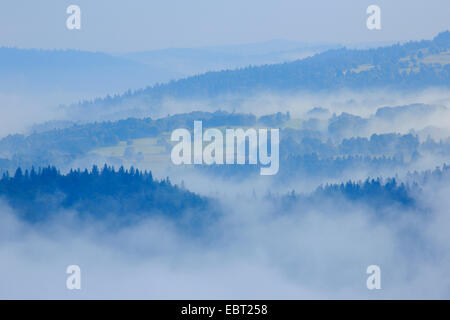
[422,50,450,65]
[91,137,166,157]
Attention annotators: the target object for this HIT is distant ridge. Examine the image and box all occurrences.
[75,30,450,114]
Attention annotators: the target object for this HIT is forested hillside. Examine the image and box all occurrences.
[74,31,450,112]
[0,165,209,223]
[1,104,450,183]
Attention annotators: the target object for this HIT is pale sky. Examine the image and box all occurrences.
[0,0,449,52]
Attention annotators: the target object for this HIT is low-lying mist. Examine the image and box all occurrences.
[3,87,450,139]
[63,87,450,124]
[1,174,449,299]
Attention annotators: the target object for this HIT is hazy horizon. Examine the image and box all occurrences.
[0,0,449,53]
[0,35,405,54]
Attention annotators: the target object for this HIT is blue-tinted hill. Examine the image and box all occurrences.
[0,48,178,101]
[76,31,450,112]
[0,165,210,224]
[0,41,337,103]
[122,40,339,78]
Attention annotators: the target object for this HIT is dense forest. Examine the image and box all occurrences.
[2,163,449,225]
[0,165,210,224]
[2,105,450,182]
[73,31,450,111]
[274,177,415,212]
[277,165,450,214]
[0,110,258,157]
